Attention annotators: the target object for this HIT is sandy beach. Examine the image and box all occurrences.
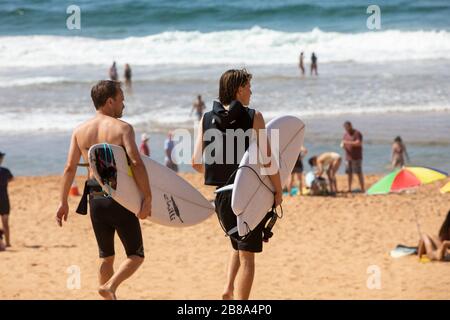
[0,173,449,300]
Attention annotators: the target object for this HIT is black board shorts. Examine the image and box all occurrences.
[215,189,271,253]
[88,181,144,258]
[0,196,10,215]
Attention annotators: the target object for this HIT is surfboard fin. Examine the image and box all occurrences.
[215,184,234,194]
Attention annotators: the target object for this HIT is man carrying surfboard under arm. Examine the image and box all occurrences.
[192,69,283,300]
[55,80,152,300]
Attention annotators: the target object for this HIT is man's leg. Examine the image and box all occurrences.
[1,215,10,247]
[347,173,353,193]
[99,256,115,286]
[236,250,255,300]
[99,255,144,300]
[358,172,365,193]
[297,173,303,195]
[223,249,240,300]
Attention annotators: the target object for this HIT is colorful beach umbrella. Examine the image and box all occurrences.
[441,181,450,194]
[367,166,448,195]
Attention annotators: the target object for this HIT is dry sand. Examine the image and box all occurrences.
[0,174,449,299]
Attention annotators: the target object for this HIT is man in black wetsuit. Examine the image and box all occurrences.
[56,80,152,300]
[192,69,283,300]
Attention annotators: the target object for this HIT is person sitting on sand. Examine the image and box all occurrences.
[308,152,341,194]
[56,80,152,300]
[418,210,450,262]
[391,136,409,169]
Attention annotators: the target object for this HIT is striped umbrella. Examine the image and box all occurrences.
[441,181,450,194]
[367,167,448,195]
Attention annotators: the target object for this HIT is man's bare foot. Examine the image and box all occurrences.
[6,244,11,248]
[98,285,117,300]
[222,290,234,300]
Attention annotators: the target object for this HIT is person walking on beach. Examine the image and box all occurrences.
[192,69,283,300]
[191,94,206,121]
[55,80,152,300]
[299,52,305,76]
[391,136,409,169]
[288,146,308,195]
[0,151,13,247]
[124,63,132,90]
[311,52,318,76]
[308,152,341,195]
[109,61,118,81]
[418,210,450,262]
[139,133,150,157]
[164,131,178,172]
[341,121,365,193]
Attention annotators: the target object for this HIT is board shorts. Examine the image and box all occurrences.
[292,158,304,173]
[345,159,363,175]
[85,180,144,258]
[0,195,10,215]
[214,189,271,253]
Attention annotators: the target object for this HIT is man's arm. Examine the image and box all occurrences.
[253,111,283,207]
[192,115,205,173]
[56,131,81,226]
[316,161,324,177]
[122,124,152,219]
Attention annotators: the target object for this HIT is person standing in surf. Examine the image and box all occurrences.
[391,136,409,169]
[311,52,318,76]
[192,69,283,300]
[109,61,118,81]
[299,51,305,76]
[55,80,152,300]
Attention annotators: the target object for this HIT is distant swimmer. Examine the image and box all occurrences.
[124,63,132,89]
[311,52,318,76]
[109,61,118,81]
[391,136,409,169]
[191,94,206,121]
[299,51,305,76]
[308,152,342,194]
[56,80,152,300]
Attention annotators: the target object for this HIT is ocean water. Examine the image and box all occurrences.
[0,0,449,175]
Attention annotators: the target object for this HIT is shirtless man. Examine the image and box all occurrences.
[308,152,342,194]
[55,80,152,300]
[191,94,206,121]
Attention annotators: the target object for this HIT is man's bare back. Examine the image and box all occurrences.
[75,115,131,179]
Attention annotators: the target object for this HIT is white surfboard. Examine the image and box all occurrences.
[217,115,305,236]
[88,143,214,227]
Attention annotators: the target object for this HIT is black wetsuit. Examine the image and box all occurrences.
[203,100,272,253]
[77,179,144,258]
[0,167,13,215]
